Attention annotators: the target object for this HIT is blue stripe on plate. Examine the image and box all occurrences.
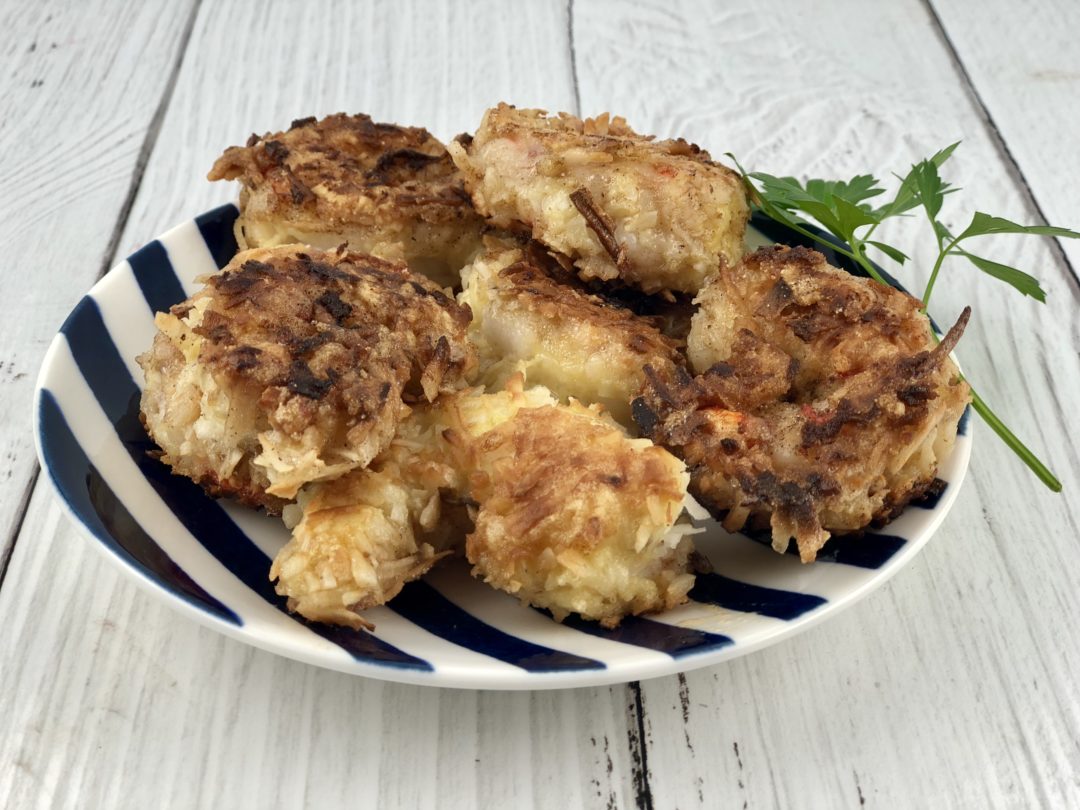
[392,582,605,672]
[739,525,906,570]
[61,297,138,421]
[690,573,825,621]
[555,613,733,659]
[127,240,187,316]
[908,481,947,511]
[957,404,971,437]
[60,300,431,670]
[129,443,431,669]
[808,533,907,568]
[194,204,239,270]
[38,390,241,626]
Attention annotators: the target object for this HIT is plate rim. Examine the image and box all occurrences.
[32,205,973,690]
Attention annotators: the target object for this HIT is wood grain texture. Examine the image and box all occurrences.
[927,0,1080,274]
[5,0,1080,807]
[0,0,198,561]
[113,0,580,248]
[572,1,1080,807]
[0,491,642,809]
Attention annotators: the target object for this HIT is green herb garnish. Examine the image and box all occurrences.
[728,145,1080,492]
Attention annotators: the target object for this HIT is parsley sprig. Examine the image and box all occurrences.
[728,145,1080,492]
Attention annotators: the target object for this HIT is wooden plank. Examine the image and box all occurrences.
[112,0,582,246]
[12,1,1080,807]
[0,0,198,564]
[927,0,1080,274]
[571,1,1080,807]
[2,1,660,808]
[0,491,642,808]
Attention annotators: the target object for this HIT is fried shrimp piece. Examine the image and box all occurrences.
[138,245,475,511]
[208,113,487,288]
[270,404,468,629]
[457,238,683,426]
[271,380,697,629]
[448,104,750,295]
[635,245,971,562]
[444,380,697,627]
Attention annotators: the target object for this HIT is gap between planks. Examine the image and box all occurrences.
[95,0,205,282]
[566,0,582,116]
[564,3,657,805]
[0,468,38,592]
[0,0,205,597]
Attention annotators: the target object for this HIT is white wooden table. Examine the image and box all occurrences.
[3,1,1079,807]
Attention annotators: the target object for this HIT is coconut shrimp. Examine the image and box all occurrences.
[209,113,487,288]
[458,237,683,427]
[448,104,749,295]
[270,403,468,629]
[272,379,698,629]
[445,380,697,627]
[634,245,971,562]
[138,245,475,511]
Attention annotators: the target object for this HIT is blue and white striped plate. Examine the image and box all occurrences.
[34,205,971,689]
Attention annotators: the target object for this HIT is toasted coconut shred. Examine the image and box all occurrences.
[457,235,683,428]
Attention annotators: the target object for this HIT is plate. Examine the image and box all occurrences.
[33,205,971,689]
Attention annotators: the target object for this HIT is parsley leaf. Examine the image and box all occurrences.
[958,212,1080,241]
[878,141,959,218]
[865,240,909,264]
[956,250,1048,302]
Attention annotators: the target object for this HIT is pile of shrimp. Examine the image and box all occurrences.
[146,105,972,632]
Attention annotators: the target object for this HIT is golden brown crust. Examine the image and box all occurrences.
[209,113,474,226]
[493,244,682,364]
[449,104,749,294]
[688,245,938,387]
[273,381,695,630]
[441,384,695,627]
[636,245,971,561]
[138,244,476,506]
[194,246,472,406]
[208,113,487,286]
[464,405,684,569]
[270,402,468,629]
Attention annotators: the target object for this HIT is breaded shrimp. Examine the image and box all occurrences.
[208,113,487,288]
[270,404,468,629]
[458,237,683,426]
[634,245,971,562]
[445,380,697,627]
[271,379,698,629]
[448,104,749,295]
[138,245,475,511]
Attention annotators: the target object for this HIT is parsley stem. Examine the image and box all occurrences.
[969,388,1062,491]
[921,237,962,311]
[927,328,1061,491]
[921,250,948,310]
[848,240,889,286]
